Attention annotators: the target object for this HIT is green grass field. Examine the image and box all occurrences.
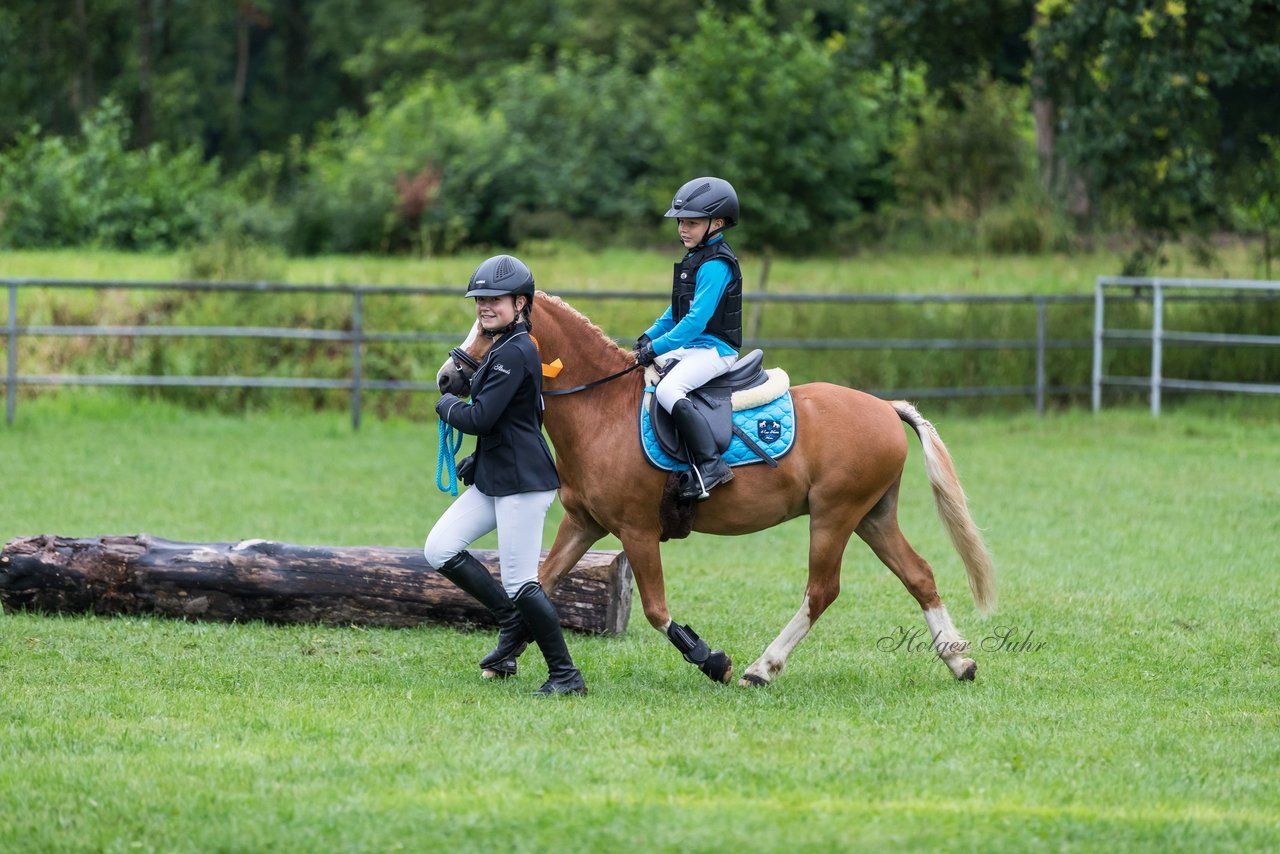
[2,396,1278,851]
[1,240,1268,295]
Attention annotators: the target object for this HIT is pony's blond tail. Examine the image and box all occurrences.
[892,401,997,616]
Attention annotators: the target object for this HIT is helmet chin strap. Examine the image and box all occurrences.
[689,220,729,250]
[485,319,520,339]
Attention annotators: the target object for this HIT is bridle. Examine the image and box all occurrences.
[448,347,480,375]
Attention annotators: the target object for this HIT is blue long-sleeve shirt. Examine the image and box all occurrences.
[643,238,737,357]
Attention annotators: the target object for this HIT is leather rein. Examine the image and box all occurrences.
[542,362,641,397]
[448,345,641,398]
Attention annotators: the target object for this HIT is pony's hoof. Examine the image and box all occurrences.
[957,659,977,681]
[739,673,769,688]
[482,665,517,680]
[702,650,733,684]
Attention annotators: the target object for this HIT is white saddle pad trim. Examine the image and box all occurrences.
[731,368,789,411]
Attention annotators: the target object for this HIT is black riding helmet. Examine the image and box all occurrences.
[465,254,535,337]
[665,177,739,228]
[465,254,535,298]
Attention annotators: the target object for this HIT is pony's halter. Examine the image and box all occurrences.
[448,347,480,380]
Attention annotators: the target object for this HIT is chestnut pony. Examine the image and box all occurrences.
[437,293,995,687]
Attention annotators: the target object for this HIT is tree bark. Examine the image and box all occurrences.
[0,535,632,635]
[1032,93,1056,190]
[73,0,95,118]
[136,0,154,146]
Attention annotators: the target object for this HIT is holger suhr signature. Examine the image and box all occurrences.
[877,625,1047,654]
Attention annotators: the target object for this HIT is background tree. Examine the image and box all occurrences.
[1032,0,1280,270]
[1231,136,1280,277]
[856,0,1034,96]
[655,3,900,254]
[3,0,1279,259]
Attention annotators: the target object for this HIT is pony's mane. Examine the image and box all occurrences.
[537,291,629,354]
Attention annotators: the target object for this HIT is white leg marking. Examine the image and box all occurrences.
[743,595,813,684]
[924,606,976,679]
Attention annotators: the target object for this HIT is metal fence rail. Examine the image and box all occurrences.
[0,277,1145,427]
[1091,276,1280,415]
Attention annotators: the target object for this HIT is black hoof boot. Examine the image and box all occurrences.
[513,582,588,696]
[667,622,733,683]
[435,551,531,678]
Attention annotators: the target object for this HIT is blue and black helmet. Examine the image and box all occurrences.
[665,177,739,228]
[465,255,535,298]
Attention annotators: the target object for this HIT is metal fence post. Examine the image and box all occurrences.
[1091,278,1104,411]
[1035,298,1047,416]
[351,290,363,431]
[1150,281,1164,417]
[6,283,16,426]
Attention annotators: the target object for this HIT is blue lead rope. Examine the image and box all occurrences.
[436,418,465,496]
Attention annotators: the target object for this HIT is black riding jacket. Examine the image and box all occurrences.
[437,325,560,496]
[672,239,743,348]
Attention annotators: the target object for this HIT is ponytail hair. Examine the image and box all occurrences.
[520,294,534,332]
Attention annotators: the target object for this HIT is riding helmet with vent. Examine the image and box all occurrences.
[464,255,535,298]
[665,177,739,228]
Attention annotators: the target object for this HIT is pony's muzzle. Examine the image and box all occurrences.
[437,347,480,396]
[437,368,466,396]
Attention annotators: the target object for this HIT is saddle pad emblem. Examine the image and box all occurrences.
[640,391,796,471]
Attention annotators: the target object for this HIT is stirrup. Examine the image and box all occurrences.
[680,461,732,501]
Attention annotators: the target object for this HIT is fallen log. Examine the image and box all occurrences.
[0,535,632,635]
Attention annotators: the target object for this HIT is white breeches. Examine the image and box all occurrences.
[423,486,557,596]
[654,347,738,412]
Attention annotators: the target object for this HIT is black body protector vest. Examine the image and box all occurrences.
[671,240,743,349]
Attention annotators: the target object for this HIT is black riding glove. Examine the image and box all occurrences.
[633,341,657,367]
[435,393,461,420]
[456,453,476,486]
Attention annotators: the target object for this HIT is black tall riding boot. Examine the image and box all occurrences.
[671,398,734,501]
[435,551,532,678]
[512,582,587,696]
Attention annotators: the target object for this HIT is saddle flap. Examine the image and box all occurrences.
[648,394,733,463]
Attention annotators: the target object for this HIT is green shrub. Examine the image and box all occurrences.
[978,184,1072,255]
[180,237,287,283]
[653,4,903,251]
[0,100,225,250]
[874,204,980,255]
[897,76,1032,219]
[289,55,661,254]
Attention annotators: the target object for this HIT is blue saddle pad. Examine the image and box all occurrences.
[640,388,796,471]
